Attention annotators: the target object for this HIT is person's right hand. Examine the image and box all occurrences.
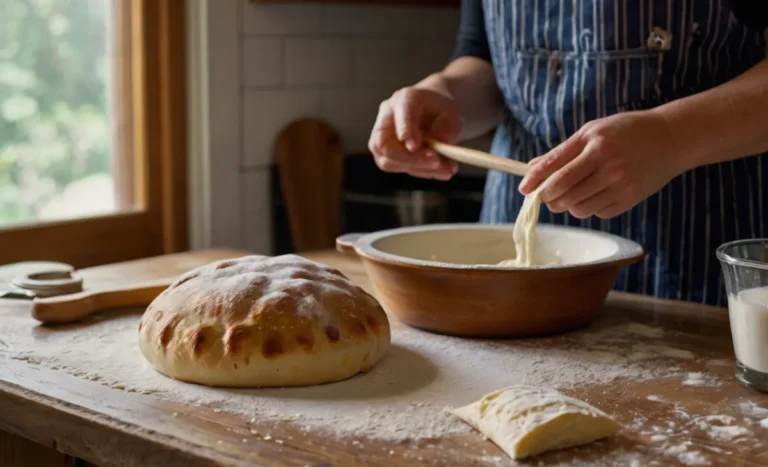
[368,86,462,180]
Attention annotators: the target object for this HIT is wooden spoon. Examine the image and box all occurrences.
[425,138,534,177]
[30,278,175,324]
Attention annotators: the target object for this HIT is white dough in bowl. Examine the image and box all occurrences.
[447,385,622,460]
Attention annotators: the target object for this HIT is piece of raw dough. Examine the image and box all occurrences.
[448,385,622,460]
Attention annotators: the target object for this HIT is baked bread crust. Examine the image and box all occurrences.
[138,254,391,387]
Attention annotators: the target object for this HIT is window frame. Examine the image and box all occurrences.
[0,0,188,269]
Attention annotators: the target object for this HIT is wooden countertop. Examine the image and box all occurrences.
[1,248,767,466]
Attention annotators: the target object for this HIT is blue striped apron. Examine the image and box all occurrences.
[479,0,767,306]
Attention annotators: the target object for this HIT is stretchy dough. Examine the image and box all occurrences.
[138,254,391,387]
[448,385,622,460]
[497,185,545,267]
[498,181,560,267]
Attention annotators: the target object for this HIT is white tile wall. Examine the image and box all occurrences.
[323,5,460,37]
[352,38,455,87]
[242,37,283,88]
[320,87,393,154]
[234,0,460,252]
[285,39,352,86]
[242,4,324,35]
[241,3,459,170]
[243,90,322,167]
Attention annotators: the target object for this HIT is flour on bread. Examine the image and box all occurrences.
[138,254,391,388]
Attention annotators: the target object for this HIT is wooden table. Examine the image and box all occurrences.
[1,248,767,467]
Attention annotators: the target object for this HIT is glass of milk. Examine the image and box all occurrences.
[717,239,768,392]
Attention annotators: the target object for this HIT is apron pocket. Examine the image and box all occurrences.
[510,48,665,139]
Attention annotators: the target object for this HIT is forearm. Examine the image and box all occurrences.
[652,58,768,172]
[416,57,505,141]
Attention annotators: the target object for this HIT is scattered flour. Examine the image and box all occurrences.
[630,416,647,430]
[678,451,710,466]
[0,311,682,443]
[682,372,705,386]
[739,401,768,418]
[707,358,731,367]
[645,421,679,434]
[682,372,720,387]
[664,441,709,466]
[703,446,732,455]
[691,415,751,442]
[648,414,749,466]
[667,407,691,425]
[577,323,696,363]
[633,344,695,361]
[626,323,664,339]
[673,409,691,421]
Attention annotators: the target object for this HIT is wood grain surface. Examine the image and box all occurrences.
[1,249,768,466]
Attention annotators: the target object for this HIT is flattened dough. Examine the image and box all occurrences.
[448,385,622,460]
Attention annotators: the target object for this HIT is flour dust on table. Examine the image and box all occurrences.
[2,305,712,445]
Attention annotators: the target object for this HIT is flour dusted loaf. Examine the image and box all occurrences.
[448,385,621,460]
[138,254,391,387]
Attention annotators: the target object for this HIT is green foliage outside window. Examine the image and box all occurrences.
[0,0,114,226]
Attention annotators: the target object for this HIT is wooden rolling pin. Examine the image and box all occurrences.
[426,138,535,177]
[30,278,175,324]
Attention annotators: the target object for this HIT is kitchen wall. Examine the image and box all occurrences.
[191,4,767,254]
[194,1,462,254]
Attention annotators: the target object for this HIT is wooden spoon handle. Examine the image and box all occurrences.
[425,138,532,177]
[30,278,176,324]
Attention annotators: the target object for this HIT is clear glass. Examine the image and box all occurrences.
[0,0,131,228]
[717,239,768,392]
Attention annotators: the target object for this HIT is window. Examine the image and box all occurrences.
[0,0,129,226]
[0,0,188,268]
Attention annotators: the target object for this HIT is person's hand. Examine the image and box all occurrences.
[368,86,461,180]
[519,110,687,219]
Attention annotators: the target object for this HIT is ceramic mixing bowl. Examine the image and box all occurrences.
[337,224,646,338]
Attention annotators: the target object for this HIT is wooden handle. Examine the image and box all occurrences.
[30,278,176,324]
[425,138,532,177]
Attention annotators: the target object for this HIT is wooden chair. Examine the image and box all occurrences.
[275,118,343,253]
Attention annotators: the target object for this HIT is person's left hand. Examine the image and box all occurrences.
[519,109,689,219]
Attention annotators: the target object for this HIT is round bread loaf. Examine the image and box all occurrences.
[138,254,391,387]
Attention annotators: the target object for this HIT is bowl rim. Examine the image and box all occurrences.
[350,223,646,272]
[715,238,768,272]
